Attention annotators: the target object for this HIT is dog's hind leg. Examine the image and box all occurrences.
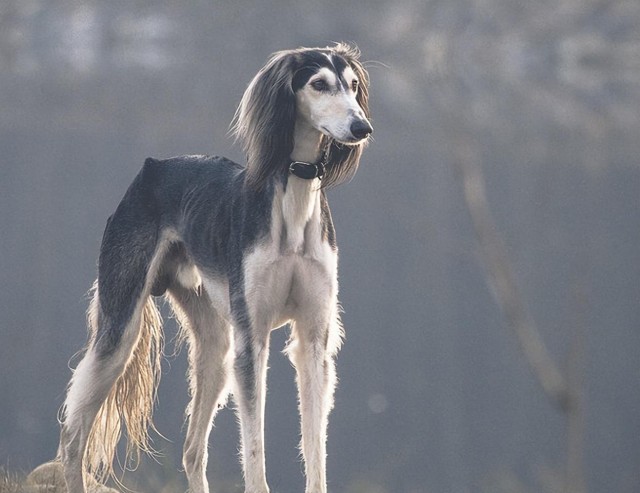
[60,199,165,493]
[59,287,153,493]
[168,284,232,493]
[59,346,113,493]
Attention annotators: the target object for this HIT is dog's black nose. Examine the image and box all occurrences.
[350,120,373,140]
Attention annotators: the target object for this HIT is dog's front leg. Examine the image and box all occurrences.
[233,327,271,493]
[287,310,341,493]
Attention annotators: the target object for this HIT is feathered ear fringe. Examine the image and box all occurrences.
[232,52,296,189]
[320,138,364,189]
[320,44,372,189]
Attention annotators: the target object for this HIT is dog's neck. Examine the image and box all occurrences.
[278,118,324,252]
[291,118,324,165]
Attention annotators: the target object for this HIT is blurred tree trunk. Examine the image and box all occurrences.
[454,137,587,493]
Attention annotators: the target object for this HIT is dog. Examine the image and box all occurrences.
[57,43,372,493]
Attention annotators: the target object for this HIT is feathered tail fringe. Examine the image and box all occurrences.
[84,287,164,485]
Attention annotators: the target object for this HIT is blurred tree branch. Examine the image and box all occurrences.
[453,137,587,493]
[454,140,568,408]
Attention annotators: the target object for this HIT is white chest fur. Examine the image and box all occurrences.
[242,177,338,330]
[280,176,319,253]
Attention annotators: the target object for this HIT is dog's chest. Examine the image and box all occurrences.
[242,178,337,328]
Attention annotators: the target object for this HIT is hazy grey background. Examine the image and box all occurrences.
[1,1,639,492]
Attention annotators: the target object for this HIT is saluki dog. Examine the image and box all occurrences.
[57,43,372,493]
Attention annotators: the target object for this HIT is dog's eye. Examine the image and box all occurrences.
[351,79,359,92]
[311,79,329,92]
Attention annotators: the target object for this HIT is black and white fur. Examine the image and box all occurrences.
[57,43,372,493]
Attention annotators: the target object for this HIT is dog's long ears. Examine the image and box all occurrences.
[232,53,296,190]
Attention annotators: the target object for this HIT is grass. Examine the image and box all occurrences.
[0,467,32,493]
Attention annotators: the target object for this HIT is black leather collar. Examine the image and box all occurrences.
[289,160,325,180]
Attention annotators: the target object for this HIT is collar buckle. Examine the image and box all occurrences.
[289,160,325,180]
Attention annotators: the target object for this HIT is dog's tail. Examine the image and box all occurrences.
[84,286,164,484]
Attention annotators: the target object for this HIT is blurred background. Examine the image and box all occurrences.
[1,1,639,492]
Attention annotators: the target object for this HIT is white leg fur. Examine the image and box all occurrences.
[59,350,109,493]
[169,287,232,493]
[59,309,144,493]
[182,329,232,493]
[59,267,166,493]
[287,307,341,493]
[233,332,271,493]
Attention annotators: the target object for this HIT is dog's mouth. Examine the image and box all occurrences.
[321,126,372,146]
[341,136,369,146]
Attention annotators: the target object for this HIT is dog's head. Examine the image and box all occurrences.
[291,46,372,145]
[233,43,372,189]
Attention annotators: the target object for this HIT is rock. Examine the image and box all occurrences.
[25,461,119,493]
[25,461,66,492]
